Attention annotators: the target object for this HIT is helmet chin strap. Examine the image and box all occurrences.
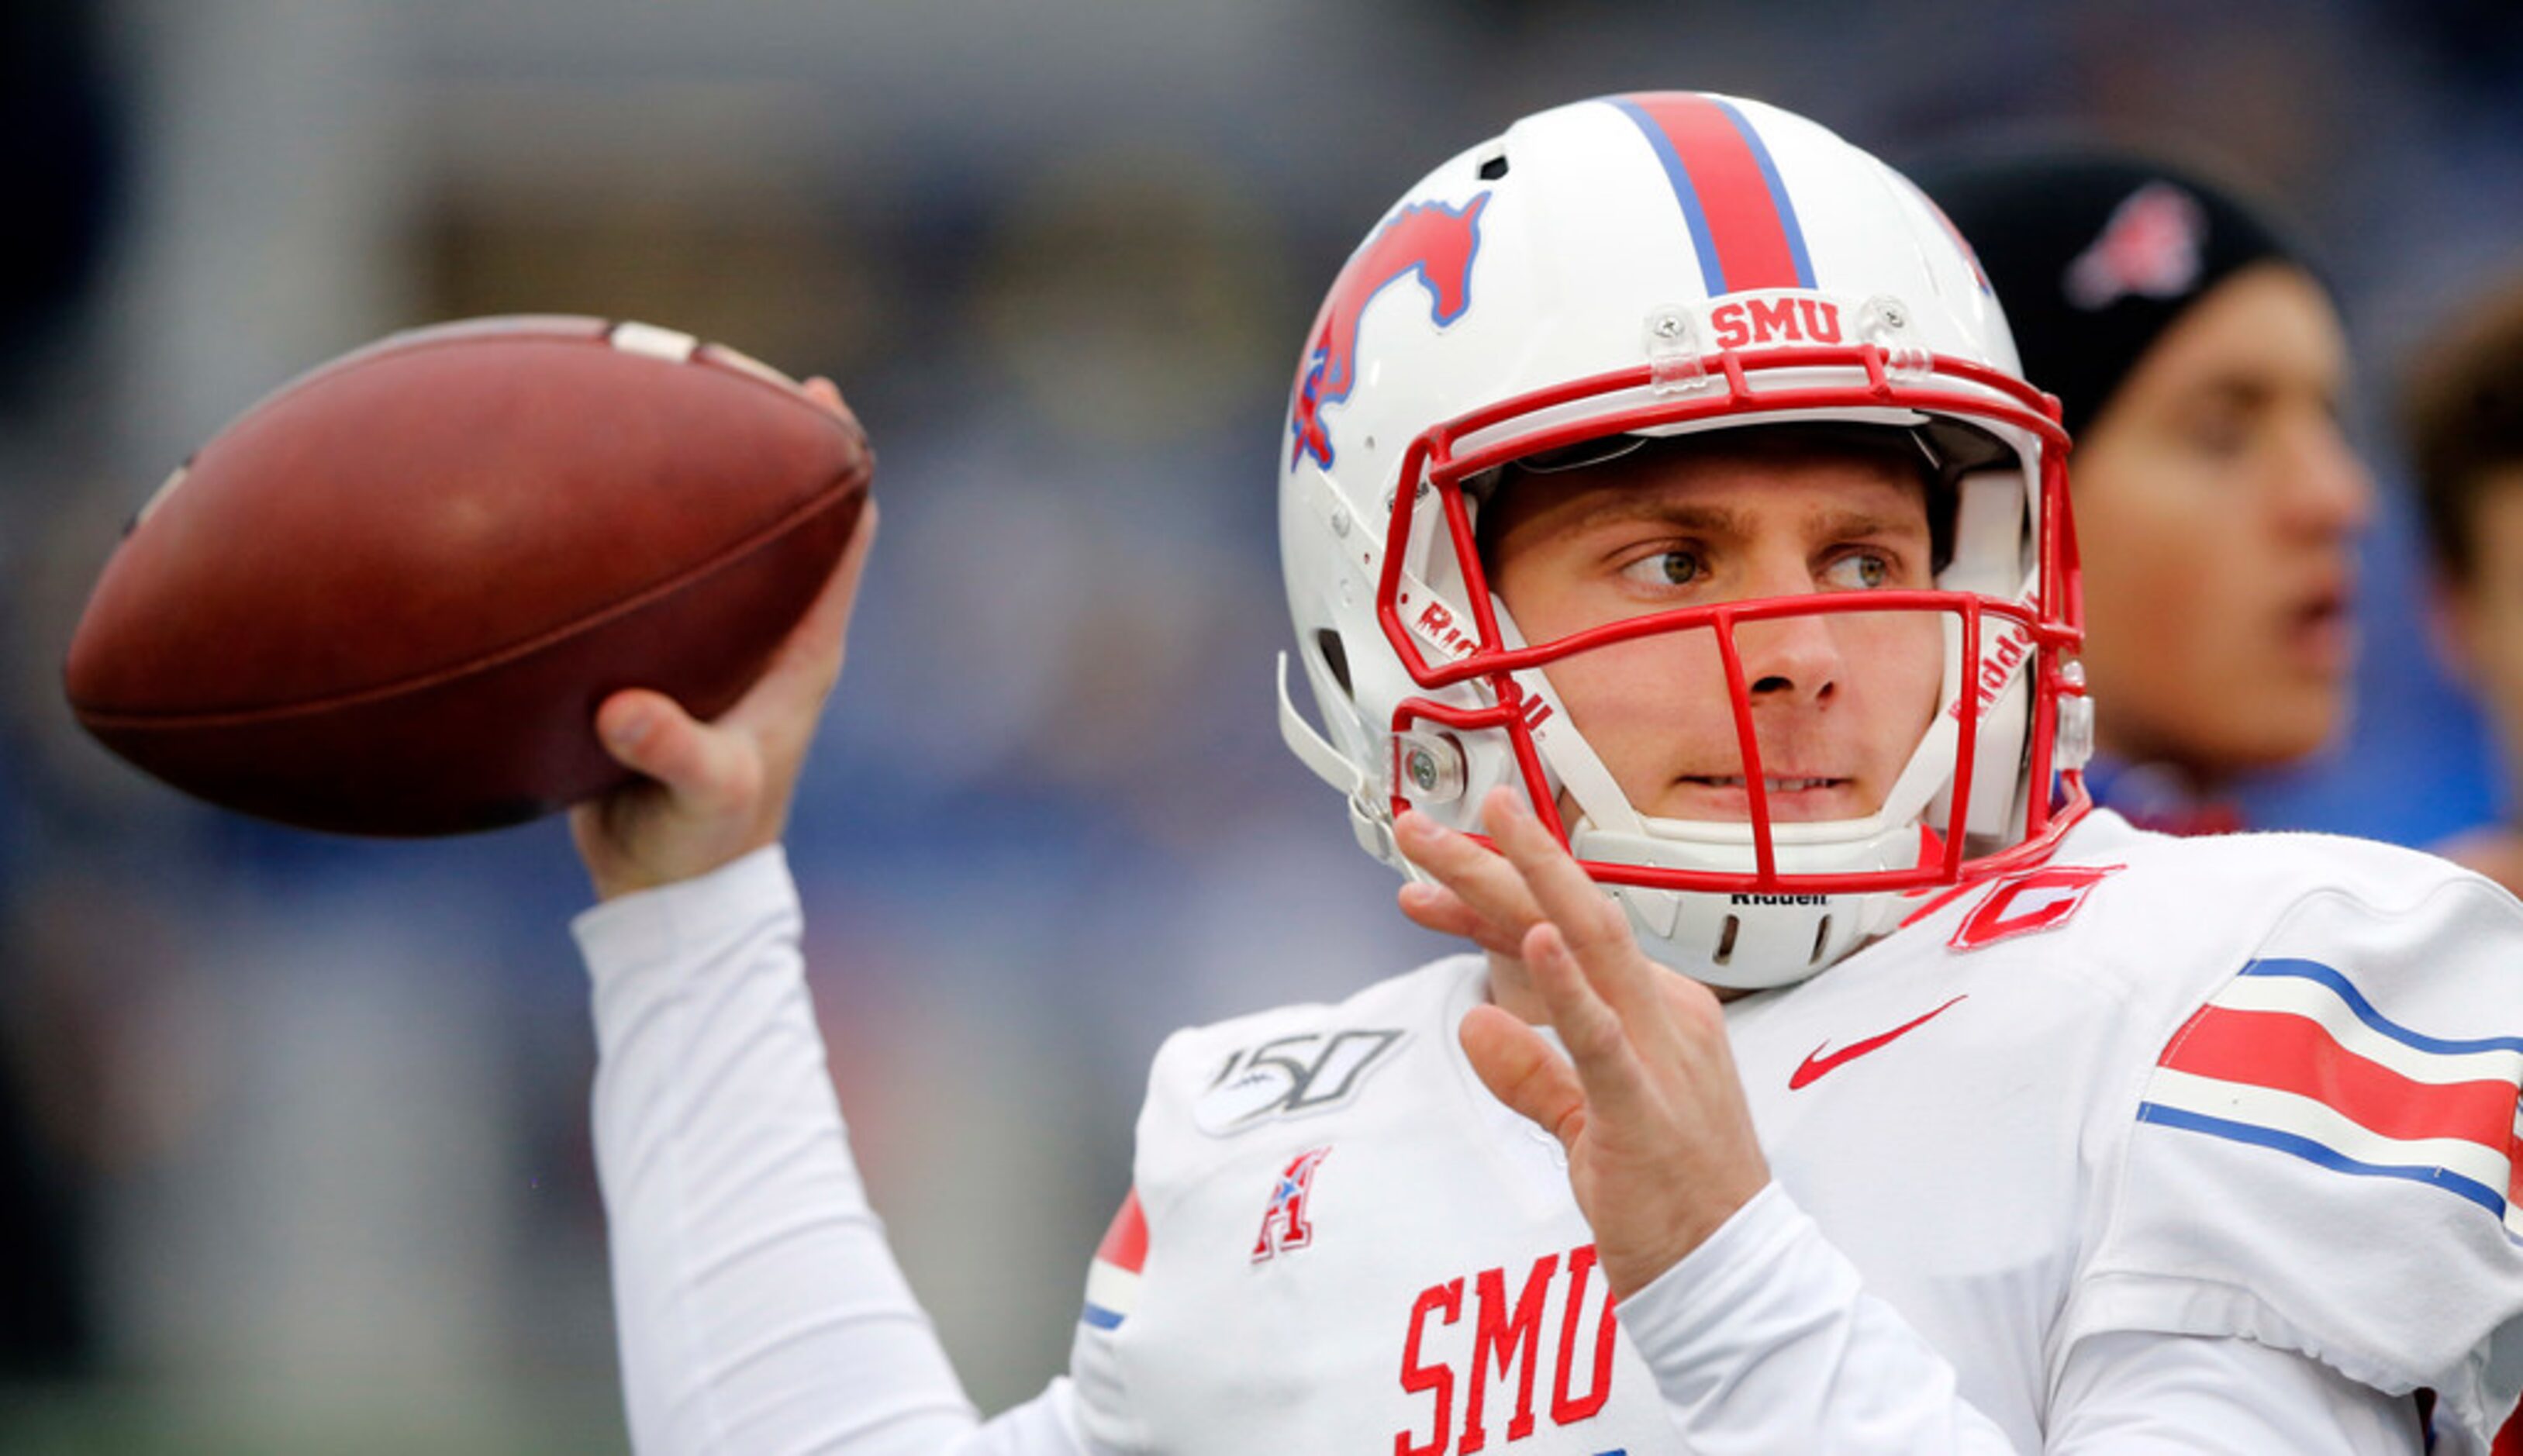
[1487,599,1646,839]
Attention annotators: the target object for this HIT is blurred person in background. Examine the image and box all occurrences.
[1917,147,2373,836]
[2404,273,2523,895]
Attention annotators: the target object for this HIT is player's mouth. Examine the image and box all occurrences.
[2277,577,2355,677]
[1671,774,1864,822]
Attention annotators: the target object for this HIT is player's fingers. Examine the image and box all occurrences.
[1479,788,1628,956]
[1524,934,1672,1143]
[799,374,870,431]
[1394,809,1547,939]
[1481,788,1666,1030]
[1397,882,1526,958]
[596,688,764,815]
[1656,971,1727,1044]
[1458,1003,1589,1150]
[733,499,881,730]
[1518,919,1629,1068]
[791,499,880,681]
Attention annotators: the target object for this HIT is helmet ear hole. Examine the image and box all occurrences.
[1313,629,1354,700]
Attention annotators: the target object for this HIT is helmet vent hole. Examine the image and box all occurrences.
[1714,915,1741,966]
[1477,153,1509,181]
[1809,914,1834,964]
[1313,630,1353,700]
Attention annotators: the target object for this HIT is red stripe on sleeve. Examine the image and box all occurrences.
[1627,95,1802,292]
[2161,1006,2519,1153]
[1095,1188,1149,1273]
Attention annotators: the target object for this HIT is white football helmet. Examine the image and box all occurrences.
[1277,91,2093,989]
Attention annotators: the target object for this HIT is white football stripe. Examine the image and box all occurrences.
[609,320,699,363]
[1084,1260,1140,1320]
[2206,972,2523,1088]
[2144,1066,2513,1195]
[700,340,799,389]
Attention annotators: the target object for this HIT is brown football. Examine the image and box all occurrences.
[62,316,872,837]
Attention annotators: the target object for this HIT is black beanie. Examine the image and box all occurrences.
[1907,146,2323,439]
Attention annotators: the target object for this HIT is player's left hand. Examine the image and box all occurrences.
[1398,788,1772,1301]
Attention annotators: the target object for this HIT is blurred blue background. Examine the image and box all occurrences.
[3,0,2518,1447]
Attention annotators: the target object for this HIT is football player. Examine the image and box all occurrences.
[571,94,2523,1453]
[2404,273,2523,895]
[1912,147,2373,835]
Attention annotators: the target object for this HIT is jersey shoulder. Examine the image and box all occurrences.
[2052,816,2523,1444]
[1951,811,2508,1011]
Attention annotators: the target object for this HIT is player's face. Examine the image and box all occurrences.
[2441,471,2523,795]
[1483,443,1944,825]
[2069,263,2371,780]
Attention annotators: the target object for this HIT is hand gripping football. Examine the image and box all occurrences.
[62,316,872,837]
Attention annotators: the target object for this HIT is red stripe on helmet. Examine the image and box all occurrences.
[1624,93,1807,292]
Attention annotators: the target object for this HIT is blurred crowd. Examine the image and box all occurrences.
[4,0,2521,1447]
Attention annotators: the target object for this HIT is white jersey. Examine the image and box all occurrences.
[577,809,2523,1453]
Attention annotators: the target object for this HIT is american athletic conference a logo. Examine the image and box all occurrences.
[1252,1147,1331,1262]
[1288,192,1490,471]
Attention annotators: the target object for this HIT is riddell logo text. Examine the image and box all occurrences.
[1407,601,1556,733]
[1414,601,1478,661]
[1396,1244,1620,1455]
[1731,892,1827,906]
[1948,626,2032,721]
[1709,295,1842,350]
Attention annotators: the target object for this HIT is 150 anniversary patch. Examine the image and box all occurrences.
[1195,1028,1406,1136]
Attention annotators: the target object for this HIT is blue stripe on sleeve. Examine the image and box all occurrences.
[2238,958,2523,1057]
[2137,1101,2507,1216]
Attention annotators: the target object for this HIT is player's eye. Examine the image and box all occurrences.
[1821,551,1893,590]
[1619,549,1704,588]
[2182,405,2253,459]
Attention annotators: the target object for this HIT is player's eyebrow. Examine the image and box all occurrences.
[2185,365,2345,415]
[1565,496,1743,536]
[1565,495,1927,543]
[2186,376,2278,410]
[1809,505,1931,543]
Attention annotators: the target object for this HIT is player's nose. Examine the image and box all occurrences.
[1734,607,1842,705]
[2275,408,2373,542]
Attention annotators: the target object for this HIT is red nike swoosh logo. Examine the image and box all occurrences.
[1788,995,1968,1090]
